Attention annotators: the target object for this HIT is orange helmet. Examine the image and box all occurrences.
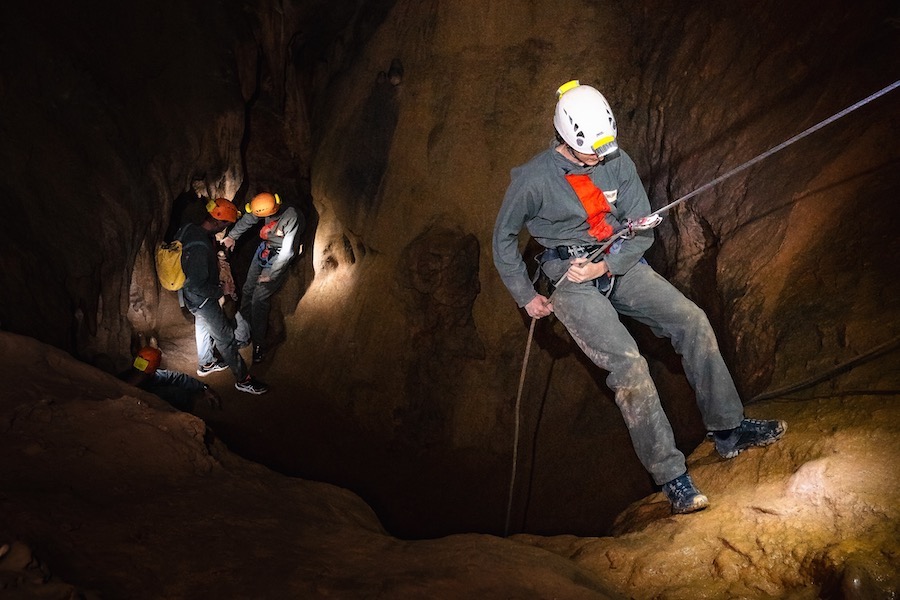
[133,346,162,374]
[245,192,281,217]
[206,198,239,223]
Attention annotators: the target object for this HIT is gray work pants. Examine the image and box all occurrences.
[234,258,288,350]
[190,298,248,381]
[551,261,744,485]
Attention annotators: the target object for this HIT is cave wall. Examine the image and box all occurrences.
[628,2,900,397]
[0,0,391,368]
[0,0,256,365]
[300,0,899,435]
[1,0,897,536]
[290,0,900,532]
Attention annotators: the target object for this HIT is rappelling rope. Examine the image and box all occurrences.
[747,333,900,404]
[504,317,535,536]
[503,79,900,536]
[648,79,900,220]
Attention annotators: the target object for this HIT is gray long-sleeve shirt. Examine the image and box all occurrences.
[492,146,654,307]
[227,205,304,280]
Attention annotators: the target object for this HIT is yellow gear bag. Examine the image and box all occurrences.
[155,240,186,291]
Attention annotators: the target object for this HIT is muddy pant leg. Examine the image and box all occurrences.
[192,301,248,381]
[194,315,216,366]
[610,262,744,430]
[554,282,686,485]
[249,267,287,349]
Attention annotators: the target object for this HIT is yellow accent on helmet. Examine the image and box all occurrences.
[206,198,239,223]
[556,79,581,98]
[133,346,162,373]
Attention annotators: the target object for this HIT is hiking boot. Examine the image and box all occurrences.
[235,375,268,395]
[662,473,709,515]
[252,345,266,364]
[197,360,229,377]
[713,418,787,459]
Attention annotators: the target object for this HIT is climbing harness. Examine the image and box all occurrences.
[547,213,663,294]
[503,78,900,536]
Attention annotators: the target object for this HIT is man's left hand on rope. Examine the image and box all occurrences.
[566,257,609,284]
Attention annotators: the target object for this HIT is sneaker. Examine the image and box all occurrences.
[252,345,266,364]
[197,360,229,377]
[713,418,787,459]
[235,375,268,395]
[662,473,709,515]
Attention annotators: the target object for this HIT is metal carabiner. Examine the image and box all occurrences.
[632,214,664,231]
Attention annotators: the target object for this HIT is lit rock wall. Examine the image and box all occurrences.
[292,0,900,533]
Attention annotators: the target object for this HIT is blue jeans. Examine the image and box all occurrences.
[551,261,744,485]
[190,297,248,381]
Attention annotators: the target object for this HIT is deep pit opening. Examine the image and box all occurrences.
[175,294,711,541]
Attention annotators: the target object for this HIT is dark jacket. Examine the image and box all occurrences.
[178,223,222,308]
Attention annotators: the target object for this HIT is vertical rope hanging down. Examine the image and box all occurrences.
[504,317,535,537]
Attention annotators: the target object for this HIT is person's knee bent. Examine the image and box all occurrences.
[609,354,656,408]
[687,302,719,343]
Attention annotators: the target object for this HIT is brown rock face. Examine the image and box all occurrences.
[0,0,898,590]
[1,333,897,598]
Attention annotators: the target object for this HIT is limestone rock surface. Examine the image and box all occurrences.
[2,332,898,597]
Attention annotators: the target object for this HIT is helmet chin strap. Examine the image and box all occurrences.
[560,143,598,168]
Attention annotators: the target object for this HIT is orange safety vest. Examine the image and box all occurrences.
[564,173,613,242]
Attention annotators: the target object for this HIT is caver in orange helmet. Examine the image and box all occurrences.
[206,198,240,223]
[245,192,282,218]
[133,346,162,374]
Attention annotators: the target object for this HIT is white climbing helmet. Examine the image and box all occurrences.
[553,80,618,157]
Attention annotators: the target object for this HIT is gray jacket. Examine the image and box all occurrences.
[227,205,304,280]
[492,146,654,307]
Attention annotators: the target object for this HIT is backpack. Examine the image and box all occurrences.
[156,239,187,290]
[155,223,193,291]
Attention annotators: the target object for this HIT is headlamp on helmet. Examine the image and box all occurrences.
[553,80,618,158]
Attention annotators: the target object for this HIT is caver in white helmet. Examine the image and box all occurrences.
[553,80,618,157]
